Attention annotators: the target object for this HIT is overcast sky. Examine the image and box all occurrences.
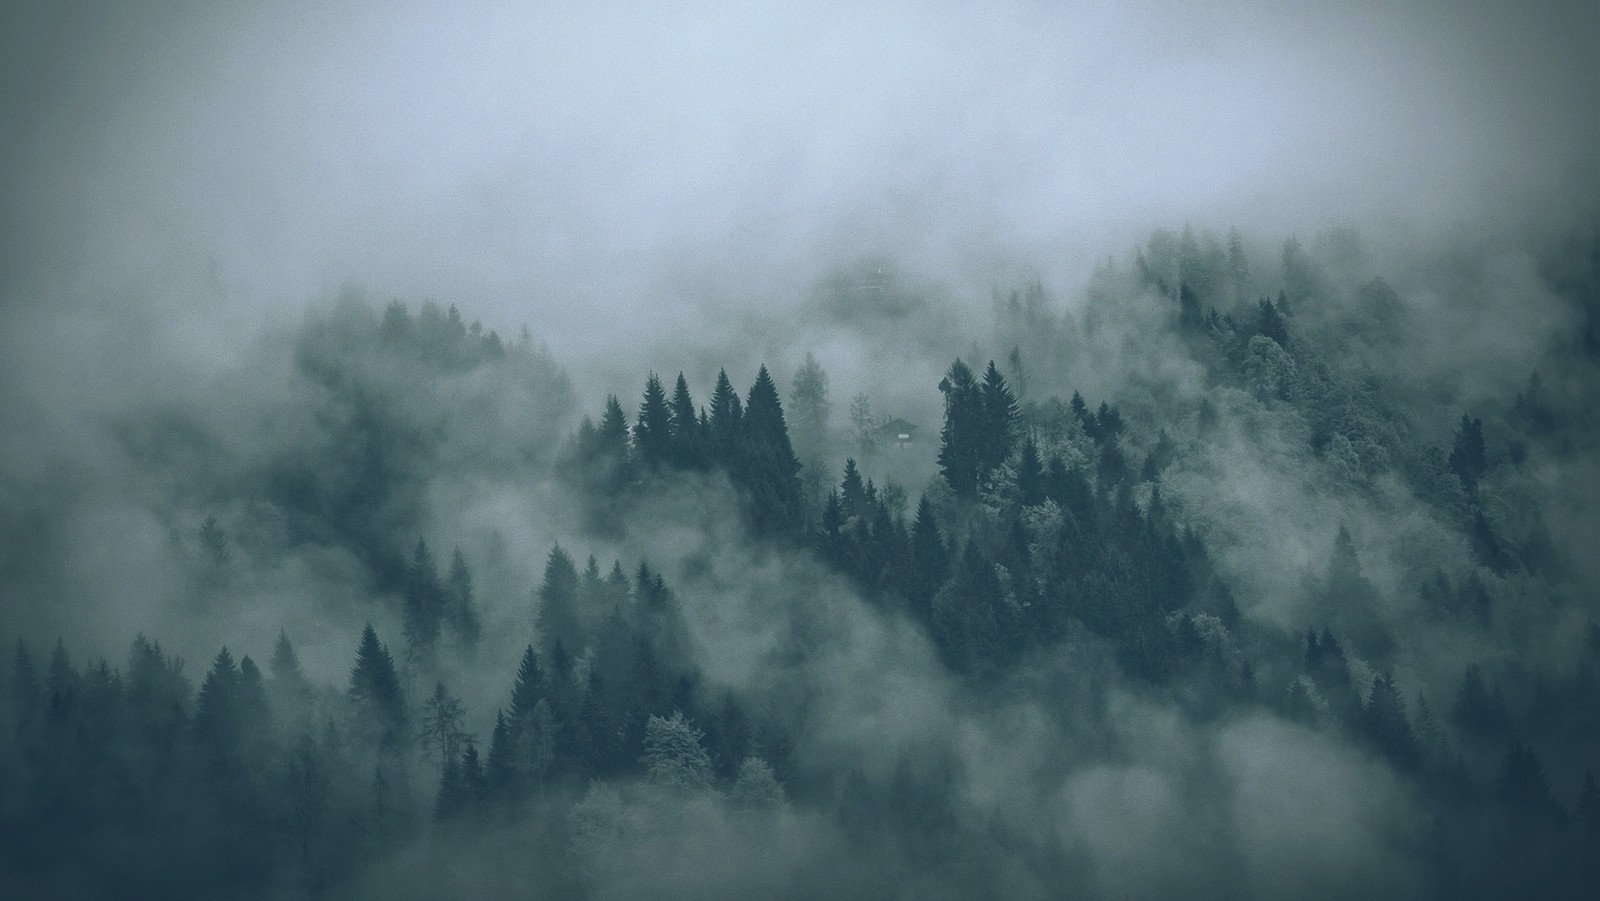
[0,0,1594,400]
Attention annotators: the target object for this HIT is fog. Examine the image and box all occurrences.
[1,2,1597,899]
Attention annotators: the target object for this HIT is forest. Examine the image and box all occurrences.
[2,222,1598,899]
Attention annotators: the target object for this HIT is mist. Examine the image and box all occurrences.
[2,1,1598,899]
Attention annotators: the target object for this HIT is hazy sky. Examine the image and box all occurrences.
[0,0,1595,396]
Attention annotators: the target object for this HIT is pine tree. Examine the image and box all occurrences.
[402,539,444,664]
[668,372,702,469]
[194,647,242,752]
[737,366,804,533]
[978,361,1019,479]
[595,394,633,490]
[907,495,948,624]
[1178,284,1204,333]
[536,545,582,658]
[1498,740,1558,818]
[634,373,673,467]
[790,352,830,460]
[486,710,513,791]
[1226,227,1250,305]
[446,548,482,650]
[47,638,77,718]
[509,646,543,723]
[708,368,744,465]
[937,360,983,497]
[349,625,407,750]
[1361,673,1418,767]
[839,459,866,520]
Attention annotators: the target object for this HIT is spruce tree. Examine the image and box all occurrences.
[536,545,582,658]
[669,372,703,469]
[634,373,673,467]
[402,539,444,664]
[349,625,407,750]
[978,361,1020,478]
[907,495,948,624]
[937,360,983,497]
[737,366,804,533]
[708,368,744,465]
[446,548,482,650]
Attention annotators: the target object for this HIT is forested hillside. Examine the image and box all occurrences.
[3,226,1598,899]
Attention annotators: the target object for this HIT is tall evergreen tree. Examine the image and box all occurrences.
[402,539,444,664]
[194,646,242,751]
[536,545,582,658]
[634,373,673,467]
[937,360,983,497]
[708,367,744,465]
[509,645,544,724]
[790,352,831,460]
[349,625,407,750]
[977,362,1018,478]
[595,394,633,490]
[907,495,948,623]
[445,548,482,650]
[668,372,703,469]
[737,366,804,533]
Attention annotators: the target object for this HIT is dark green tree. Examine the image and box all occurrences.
[978,361,1020,479]
[634,373,673,467]
[668,372,703,469]
[348,625,407,751]
[907,495,948,624]
[736,366,804,533]
[402,539,444,664]
[708,367,744,465]
[445,548,482,650]
[937,360,983,497]
[536,545,582,658]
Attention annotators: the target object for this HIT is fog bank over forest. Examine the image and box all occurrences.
[1,2,1597,899]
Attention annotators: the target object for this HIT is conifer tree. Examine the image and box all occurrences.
[669,372,703,469]
[446,548,482,650]
[536,545,582,658]
[737,366,804,533]
[402,539,444,663]
[907,495,948,624]
[634,373,673,467]
[509,645,543,723]
[937,360,983,497]
[708,367,744,465]
[194,647,242,753]
[790,352,831,460]
[349,625,407,750]
[978,361,1020,478]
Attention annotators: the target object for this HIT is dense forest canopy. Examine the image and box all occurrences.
[2,1,1597,898]
[2,223,1599,897]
